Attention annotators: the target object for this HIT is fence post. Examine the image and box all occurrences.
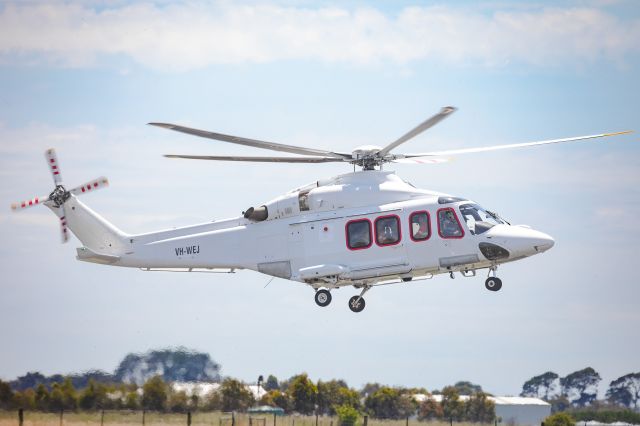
[251,417,253,426]
[101,410,105,426]
[18,409,24,426]
[60,409,63,426]
[450,417,453,426]
[406,416,409,426]
[363,415,368,426]
[142,410,146,425]
[232,412,236,426]
[274,412,277,426]
[316,413,319,426]
[188,411,192,426]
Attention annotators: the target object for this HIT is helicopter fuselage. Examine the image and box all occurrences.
[66,170,554,293]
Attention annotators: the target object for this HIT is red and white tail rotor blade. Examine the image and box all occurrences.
[60,214,69,243]
[69,177,109,196]
[45,148,63,185]
[11,195,49,211]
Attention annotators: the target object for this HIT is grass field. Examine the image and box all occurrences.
[0,411,480,426]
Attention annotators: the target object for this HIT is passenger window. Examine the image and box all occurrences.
[438,208,464,238]
[375,215,401,246]
[346,219,372,250]
[410,211,431,241]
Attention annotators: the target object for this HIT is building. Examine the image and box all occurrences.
[413,394,551,426]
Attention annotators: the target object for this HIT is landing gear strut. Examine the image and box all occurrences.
[348,285,370,313]
[485,267,502,291]
[314,289,332,307]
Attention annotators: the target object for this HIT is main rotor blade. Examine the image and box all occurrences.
[164,154,345,163]
[402,131,633,158]
[45,148,63,185]
[150,123,350,159]
[377,106,457,157]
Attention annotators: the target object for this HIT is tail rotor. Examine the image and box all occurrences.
[10,148,109,243]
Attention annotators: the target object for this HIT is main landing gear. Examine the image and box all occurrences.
[348,285,370,313]
[314,289,332,307]
[314,286,370,312]
[485,267,502,292]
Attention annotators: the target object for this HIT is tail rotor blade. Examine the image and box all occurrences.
[45,148,63,185]
[69,177,109,196]
[11,195,49,211]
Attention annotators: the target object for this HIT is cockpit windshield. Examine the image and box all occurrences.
[459,204,507,235]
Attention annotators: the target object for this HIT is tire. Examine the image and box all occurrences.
[348,295,366,313]
[485,277,503,292]
[314,289,332,307]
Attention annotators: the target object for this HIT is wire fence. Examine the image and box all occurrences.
[0,410,497,426]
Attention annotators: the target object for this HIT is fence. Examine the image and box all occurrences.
[0,410,501,426]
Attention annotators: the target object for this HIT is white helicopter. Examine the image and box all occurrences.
[11,107,630,312]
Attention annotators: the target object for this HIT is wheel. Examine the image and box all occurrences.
[485,277,502,292]
[314,289,332,307]
[348,295,366,313]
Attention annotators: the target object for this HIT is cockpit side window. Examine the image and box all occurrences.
[409,211,431,241]
[346,219,372,250]
[459,204,504,235]
[437,208,464,239]
[375,215,401,246]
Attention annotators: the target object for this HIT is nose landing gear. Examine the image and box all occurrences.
[485,267,502,291]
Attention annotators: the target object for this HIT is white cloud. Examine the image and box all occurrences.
[0,2,638,71]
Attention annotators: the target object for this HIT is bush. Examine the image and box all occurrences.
[336,404,359,426]
[544,412,576,426]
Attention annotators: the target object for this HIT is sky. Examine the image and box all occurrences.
[0,0,639,397]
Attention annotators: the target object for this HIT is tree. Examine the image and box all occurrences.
[336,404,359,426]
[288,374,317,415]
[561,368,601,407]
[142,375,168,411]
[220,378,254,412]
[0,380,13,409]
[79,379,107,410]
[440,387,464,421]
[35,383,50,411]
[317,379,358,415]
[261,389,291,412]
[168,390,189,413]
[125,390,140,410]
[365,387,415,420]
[544,412,575,426]
[12,389,36,410]
[464,392,495,423]
[521,372,561,400]
[418,396,444,420]
[49,383,65,411]
[264,375,279,391]
[360,383,381,398]
[606,372,640,410]
[203,390,222,411]
[452,381,483,395]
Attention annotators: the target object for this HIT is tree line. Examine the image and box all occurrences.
[0,375,495,422]
[520,368,640,412]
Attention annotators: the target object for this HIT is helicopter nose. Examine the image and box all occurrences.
[484,225,554,258]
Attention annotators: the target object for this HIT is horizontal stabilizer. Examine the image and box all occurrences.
[76,247,120,265]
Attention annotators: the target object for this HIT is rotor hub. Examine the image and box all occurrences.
[48,185,70,208]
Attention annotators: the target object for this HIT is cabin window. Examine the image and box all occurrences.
[409,211,431,241]
[346,219,372,250]
[438,208,464,239]
[375,215,401,246]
